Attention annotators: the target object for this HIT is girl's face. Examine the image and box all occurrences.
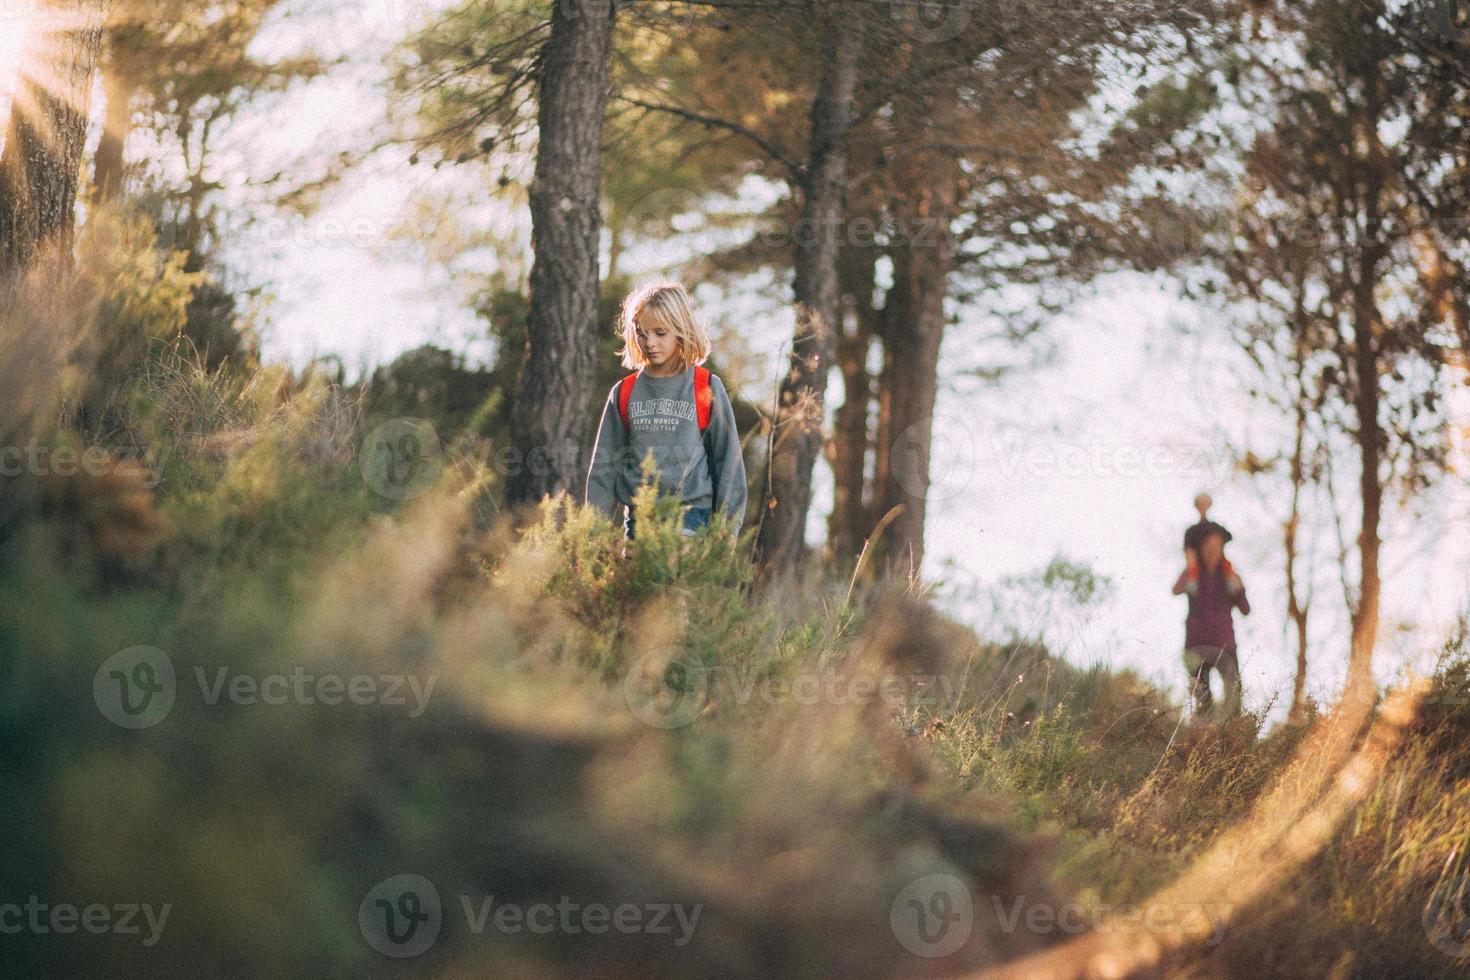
[635,318,679,372]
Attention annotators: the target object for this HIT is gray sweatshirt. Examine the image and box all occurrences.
[585,366,748,535]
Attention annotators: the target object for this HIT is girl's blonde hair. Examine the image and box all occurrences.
[616,280,712,372]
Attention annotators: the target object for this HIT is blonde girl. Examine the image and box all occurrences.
[585,281,746,539]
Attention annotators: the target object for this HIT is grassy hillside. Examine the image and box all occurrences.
[2,215,1468,979]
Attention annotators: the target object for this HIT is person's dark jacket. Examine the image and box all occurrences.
[1172,563,1249,652]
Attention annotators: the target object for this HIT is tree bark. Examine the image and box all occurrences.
[1345,77,1389,705]
[755,2,860,577]
[872,290,896,541]
[1281,281,1315,723]
[827,241,880,565]
[0,1,107,278]
[504,0,618,510]
[1347,278,1383,704]
[91,34,136,204]
[873,186,953,575]
[1285,343,1311,724]
[863,90,962,576]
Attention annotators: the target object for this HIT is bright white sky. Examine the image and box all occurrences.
[16,0,1462,719]
[0,4,29,123]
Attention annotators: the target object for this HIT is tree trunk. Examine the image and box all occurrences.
[1347,285,1383,705]
[91,35,135,203]
[1346,83,1387,703]
[1283,285,1315,724]
[755,1,860,577]
[827,241,879,565]
[873,198,952,575]
[1285,343,1311,724]
[872,291,896,539]
[1288,596,1310,721]
[504,0,618,510]
[866,133,958,574]
[0,1,107,278]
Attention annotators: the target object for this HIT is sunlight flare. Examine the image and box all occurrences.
[0,3,32,106]
[0,1,105,160]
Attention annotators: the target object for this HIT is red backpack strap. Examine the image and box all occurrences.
[694,365,713,432]
[618,372,638,433]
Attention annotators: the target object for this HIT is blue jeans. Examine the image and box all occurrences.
[624,505,711,541]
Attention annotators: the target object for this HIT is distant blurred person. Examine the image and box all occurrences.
[1172,495,1249,720]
